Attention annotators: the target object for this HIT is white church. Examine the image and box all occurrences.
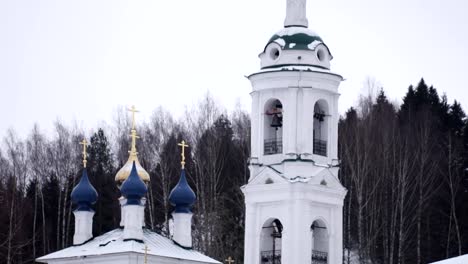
[37,0,347,263]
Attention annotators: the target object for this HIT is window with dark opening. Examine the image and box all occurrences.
[264,99,283,155]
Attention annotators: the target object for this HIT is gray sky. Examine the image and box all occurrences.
[1,0,467,138]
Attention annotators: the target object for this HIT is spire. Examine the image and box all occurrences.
[71,139,97,211]
[284,0,309,28]
[115,105,150,185]
[121,161,148,205]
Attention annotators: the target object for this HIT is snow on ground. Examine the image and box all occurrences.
[430,254,468,264]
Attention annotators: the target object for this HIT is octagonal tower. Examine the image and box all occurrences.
[242,1,347,263]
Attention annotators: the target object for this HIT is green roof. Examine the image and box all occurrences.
[268,33,324,51]
[265,26,326,52]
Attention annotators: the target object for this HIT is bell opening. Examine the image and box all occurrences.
[264,99,283,155]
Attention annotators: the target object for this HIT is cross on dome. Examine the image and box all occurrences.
[178,140,189,169]
[79,139,88,168]
[128,105,140,157]
[128,105,139,130]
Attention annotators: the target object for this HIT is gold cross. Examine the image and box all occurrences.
[225,256,235,264]
[177,140,189,169]
[79,139,88,168]
[128,105,139,130]
[128,130,140,156]
[142,245,150,264]
[127,105,140,156]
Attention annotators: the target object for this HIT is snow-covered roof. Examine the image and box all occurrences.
[265,26,327,52]
[274,27,320,38]
[430,255,468,264]
[37,228,220,264]
[249,65,343,80]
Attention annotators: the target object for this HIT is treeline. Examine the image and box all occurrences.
[1,80,467,264]
[340,79,468,263]
[0,96,250,264]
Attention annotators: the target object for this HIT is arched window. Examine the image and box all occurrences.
[264,99,283,155]
[313,100,329,156]
[260,219,283,264]
[311,220,329,264]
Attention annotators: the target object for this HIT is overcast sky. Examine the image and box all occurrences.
[1,0,467,139]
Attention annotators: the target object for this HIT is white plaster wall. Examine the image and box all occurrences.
[73,211,94,245]
[243,183,346,264]
[172,212,193,248]
[122,204,145,241]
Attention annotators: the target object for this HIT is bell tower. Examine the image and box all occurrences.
[242,0,347,263]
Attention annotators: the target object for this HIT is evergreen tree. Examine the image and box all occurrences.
[42,173,60,252]
[448,101,466,136]
[87,128,119,235]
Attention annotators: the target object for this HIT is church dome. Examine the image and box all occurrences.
[71,168,98,211]
[115,106,151,187]
[266,27,324,51]
[115,154,150,186]
[120,161,148,205]
[260,26,333,70]
[169,169,196,213]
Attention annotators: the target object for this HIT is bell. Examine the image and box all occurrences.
[270,114,282,128]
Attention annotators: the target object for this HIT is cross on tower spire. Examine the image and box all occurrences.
[284,0,309,28]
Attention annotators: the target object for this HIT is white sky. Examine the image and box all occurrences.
[1,0,467,138]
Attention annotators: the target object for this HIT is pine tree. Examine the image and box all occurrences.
[87,128,119,235]
[42,173,60,252]
[448,101,466,136]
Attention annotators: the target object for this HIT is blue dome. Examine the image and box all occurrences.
[121,161,148,205]
[169,169,196,213]
[71,168,98,211]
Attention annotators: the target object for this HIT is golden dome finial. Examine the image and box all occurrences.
[114,105,150,185]
[177,140,189,169]
[128,105,140,157]
[79,139,88,168]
